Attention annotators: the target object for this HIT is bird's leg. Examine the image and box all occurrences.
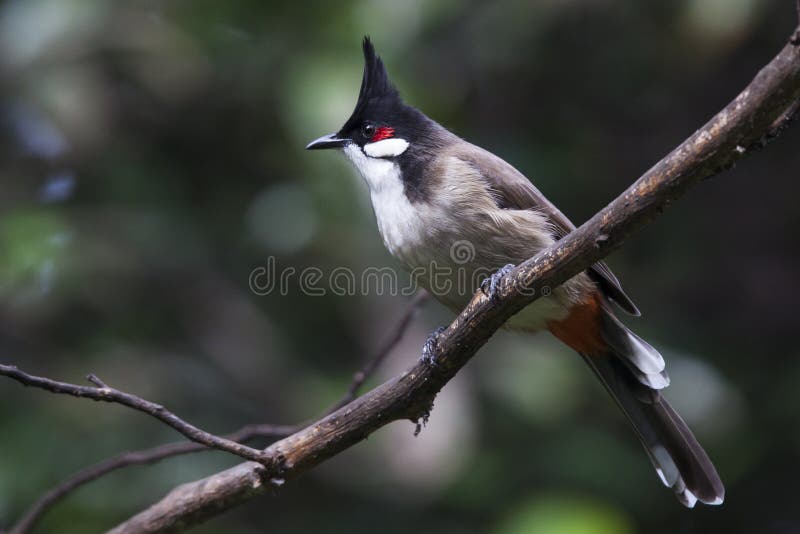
[480,263,516,302]
[420,326,447,366]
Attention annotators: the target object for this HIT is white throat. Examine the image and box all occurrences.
[343,143,401,193]
[342,143,423,258]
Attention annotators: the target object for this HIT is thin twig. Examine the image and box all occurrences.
[793,0,800,44]
[327,290,428,413]
[6,424,295,534]
[0,365,271,465]
[4,291,426,534]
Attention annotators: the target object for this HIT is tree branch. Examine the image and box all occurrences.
[326,290,428,413]
[3,290,426,534]
[794,0,800,44]
[106,27,800,534]
[5,424,295,534]
[0,366,273,466]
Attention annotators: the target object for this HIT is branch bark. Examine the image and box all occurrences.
[106,27,800,534]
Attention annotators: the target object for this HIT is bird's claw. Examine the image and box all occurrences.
[421,326,447,366]
[480,263,515,302]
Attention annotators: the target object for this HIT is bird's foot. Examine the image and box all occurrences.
[421,326,447,367]
[480,263,516,303]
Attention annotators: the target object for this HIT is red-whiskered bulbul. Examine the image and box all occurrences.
[307,38,724,507]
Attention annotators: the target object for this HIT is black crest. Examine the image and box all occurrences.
[338,37,404,137]
[355,37,400,113]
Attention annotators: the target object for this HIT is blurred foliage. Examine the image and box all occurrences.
[1,0,799,533]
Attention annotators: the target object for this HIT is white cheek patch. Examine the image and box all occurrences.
[363,138,409,158]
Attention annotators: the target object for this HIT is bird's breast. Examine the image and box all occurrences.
[370,181,438,264]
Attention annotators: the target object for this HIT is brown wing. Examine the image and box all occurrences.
[451,145,640,316]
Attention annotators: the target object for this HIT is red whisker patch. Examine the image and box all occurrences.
[371,126,395,142]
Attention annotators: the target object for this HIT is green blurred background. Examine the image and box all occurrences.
[1,0,799,532]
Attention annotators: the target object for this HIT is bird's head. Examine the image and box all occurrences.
[306,37,434,161]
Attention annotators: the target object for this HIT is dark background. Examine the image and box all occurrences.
[1,1,799,533]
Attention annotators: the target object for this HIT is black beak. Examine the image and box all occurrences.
[306,133,349,150]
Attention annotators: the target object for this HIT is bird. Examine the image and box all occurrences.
[306,37,724,508]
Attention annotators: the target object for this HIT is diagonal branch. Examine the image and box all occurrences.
[106,26,800,534]
[3,290,426,534]
[326,290,428,413]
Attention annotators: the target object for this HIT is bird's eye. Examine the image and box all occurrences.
[362,124,375,139]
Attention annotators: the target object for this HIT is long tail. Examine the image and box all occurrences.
[548,294,725,507]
